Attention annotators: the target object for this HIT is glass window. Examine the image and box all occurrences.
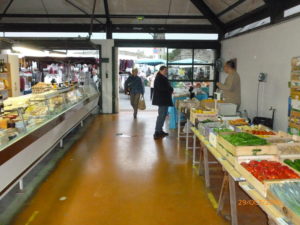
[112,33,153,40]
[170,81,192,89]
[168,65,193,81]
[193,65,214,80]
[165,33,218,40]
[168,49,193,64]
[284,5,300,17]
[194,49,215,64]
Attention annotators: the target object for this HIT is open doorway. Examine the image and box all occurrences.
[117,47,166,111]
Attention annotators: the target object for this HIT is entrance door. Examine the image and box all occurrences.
[117,47,167,112]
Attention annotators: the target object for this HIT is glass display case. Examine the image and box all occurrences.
[0,84,98,150]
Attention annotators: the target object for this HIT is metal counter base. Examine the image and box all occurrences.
[0,95,99,198]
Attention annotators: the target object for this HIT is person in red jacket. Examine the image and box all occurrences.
[152,66,174,140]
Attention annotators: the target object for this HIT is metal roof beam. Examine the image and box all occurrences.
[225,0,300,32]
[264,0,284,23]
[0,14,206,19]
[0,23,217,33]
[0,0,14,21]
[103,0,112,39]
[225,5,269,31]
[217,0,246,17]
[191,0,225,34]
[89,0,97,38]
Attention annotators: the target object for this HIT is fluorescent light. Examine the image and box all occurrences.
[165,33,218,40]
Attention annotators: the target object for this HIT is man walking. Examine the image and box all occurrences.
[125,68,145,119]
[152,66,174,140]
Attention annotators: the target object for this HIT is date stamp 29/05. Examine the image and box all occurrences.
[238,199,281,206]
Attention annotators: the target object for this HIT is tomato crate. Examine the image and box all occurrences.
[267,181,300,225]
[236,156,300,197]
[217,135,278,156]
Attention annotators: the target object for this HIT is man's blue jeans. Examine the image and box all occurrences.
[155,106,169,132]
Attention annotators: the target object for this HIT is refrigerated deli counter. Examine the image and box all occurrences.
[0,84,99,196]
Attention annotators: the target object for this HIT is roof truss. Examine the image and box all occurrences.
[0,0,299,38]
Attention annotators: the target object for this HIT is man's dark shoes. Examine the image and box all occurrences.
[160,131,169,136]
[153,132,164,140]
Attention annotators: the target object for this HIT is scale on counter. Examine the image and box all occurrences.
[218,103,238,117]
[213,91,238,117]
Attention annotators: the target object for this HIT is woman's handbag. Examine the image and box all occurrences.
[138,95,146,110]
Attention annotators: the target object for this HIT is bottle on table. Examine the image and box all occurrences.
[0,60,3,73]
[0,95,4,114]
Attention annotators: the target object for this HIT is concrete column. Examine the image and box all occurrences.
[92,39,116,114]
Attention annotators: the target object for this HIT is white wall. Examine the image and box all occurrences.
[221,17,300,131]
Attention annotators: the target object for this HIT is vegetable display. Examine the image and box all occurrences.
[241,160,300,182]
[237,125,276,136]
[229,119,248,126]
[250,130,276,136]
[201,119,217,123]
[284,159,300,172]
[270,182,300,216]
[213,128,232,133]
[221,132,268,146]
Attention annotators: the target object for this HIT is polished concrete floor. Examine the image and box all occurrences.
[11,112,229,225]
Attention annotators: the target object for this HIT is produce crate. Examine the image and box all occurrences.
[209,132,218,148]
[217,135,278,156]
[190,109,218,125]
[277,143,300,157]
[235,156,300,197]
[267,182,300,225]
[265,131,294,144]
[290,110,300,118]
[209,129,234,148]
[177,99,200,111]
[198,122,225,138]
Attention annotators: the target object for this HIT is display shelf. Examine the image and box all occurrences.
[0,83,99,196]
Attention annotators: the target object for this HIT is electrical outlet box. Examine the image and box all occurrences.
[258,73,267,82]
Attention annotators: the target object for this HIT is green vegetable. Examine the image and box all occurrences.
[221,132,268,146]
[213,128,232,133]
[284,159,300,172]
[201,119,215,123]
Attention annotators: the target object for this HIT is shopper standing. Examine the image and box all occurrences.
[125,68,145,119]
[148,71,157,100]
[152,66,174,140]
[217,60,241,109]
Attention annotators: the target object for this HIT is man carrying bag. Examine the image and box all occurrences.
[125,68,145,119]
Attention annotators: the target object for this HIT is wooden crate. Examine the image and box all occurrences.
[291,110,300,118]
[277,143,300,157]
[190,110,218,125]
[216,143,237,166]
[217,135,278,156]
[235,156,300,197]
[267,183,300,225]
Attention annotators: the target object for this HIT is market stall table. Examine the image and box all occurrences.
[168,93,207,129]
[190,127,293,225]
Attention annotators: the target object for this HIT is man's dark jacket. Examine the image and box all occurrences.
[152,72,174,106]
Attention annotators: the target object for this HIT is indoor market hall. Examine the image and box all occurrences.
[1,0,300,225]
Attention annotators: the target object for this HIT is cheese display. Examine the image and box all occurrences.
[0,85,97,148]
